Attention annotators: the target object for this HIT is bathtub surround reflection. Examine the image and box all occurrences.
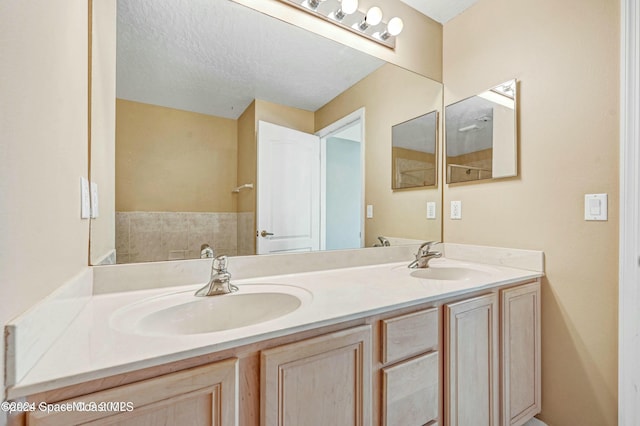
[116,212,254,263]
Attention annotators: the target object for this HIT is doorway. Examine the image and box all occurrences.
[318,108,365,251]
[256,109,365,254]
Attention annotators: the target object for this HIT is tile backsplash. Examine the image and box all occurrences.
[116,211,254,263]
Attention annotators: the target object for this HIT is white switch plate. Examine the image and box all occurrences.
[451,201,462,220]
[366,204,374,219]
[585,193,607,221]
[80,177,91,219]
[90,181,99,218]
[426,202,436,219]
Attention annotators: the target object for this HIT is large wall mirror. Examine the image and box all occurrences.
[445,79,517,183]
[89,0,443,265]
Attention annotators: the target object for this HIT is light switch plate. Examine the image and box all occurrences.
[451,201,462,220]
[80,177,90,219]
[585,193,607,221]
[427,202,436,219]
[90,181,99,218]
[366,204,373,219]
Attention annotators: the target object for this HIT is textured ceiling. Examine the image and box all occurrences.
[116,0,386,119]
[393,112,437,153]
[400,0,480,23]
[445,96,495,156]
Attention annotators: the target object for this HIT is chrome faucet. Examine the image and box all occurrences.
[374,236,391,247]
[200,243,215,258]
[195,255,238,296]
[408,241,442,269]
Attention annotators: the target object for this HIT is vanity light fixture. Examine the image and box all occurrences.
[277,0,403,48]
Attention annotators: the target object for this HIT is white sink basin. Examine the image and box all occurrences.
[391,259,497,282]
[110,284,312,336]
[410,267,490,281]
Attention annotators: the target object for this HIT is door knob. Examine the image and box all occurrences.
[260,230,274,237]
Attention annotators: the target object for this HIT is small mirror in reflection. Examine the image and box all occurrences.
[445,79,517,183]
[391,110,438,190]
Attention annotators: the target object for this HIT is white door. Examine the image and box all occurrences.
[257,121,320,254]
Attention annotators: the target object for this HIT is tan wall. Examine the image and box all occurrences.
[237,101,257,215]
[255,99,315,134]
[443,0,619,424]
[237,101,257,255]
[233,0,442,81]
[115,99,238,212]
[316,63,443,247]
[0,0,90,405]
[90,0,117,265]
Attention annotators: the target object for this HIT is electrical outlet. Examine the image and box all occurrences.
[427,202,436,219]
[450,201,462,220]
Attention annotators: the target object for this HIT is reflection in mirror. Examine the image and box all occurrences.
[90,0,443,264]
[391,111,438,189]
[445,79,517,183]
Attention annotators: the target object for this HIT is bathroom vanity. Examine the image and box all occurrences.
[6,245,542,426]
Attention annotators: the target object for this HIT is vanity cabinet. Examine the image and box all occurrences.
[260,325,372,426]
[380,308,440,426]
[444,293,500,426]
[500,282,541,426]
[13,280,541,426]
[25,358,238,426]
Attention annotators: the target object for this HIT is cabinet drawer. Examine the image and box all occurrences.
[382,351,439,426]
[381,307,438,364]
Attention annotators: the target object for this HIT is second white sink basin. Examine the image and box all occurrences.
[410,267,490,281]
[110,284,312,336]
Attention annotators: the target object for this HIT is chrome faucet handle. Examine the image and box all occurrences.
[417,241,438,256]
[408,241,442,269]
[212,255,228,274]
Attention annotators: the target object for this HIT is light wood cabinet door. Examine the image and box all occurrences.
[27,358,238,426]
[500,282,541,426]
[445,293,499,426]
[260,325,372,426]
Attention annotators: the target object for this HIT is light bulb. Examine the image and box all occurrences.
[335,0,358,20]
[387,17,403,36]
[365,6,383,26]
[341,0,358,15]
